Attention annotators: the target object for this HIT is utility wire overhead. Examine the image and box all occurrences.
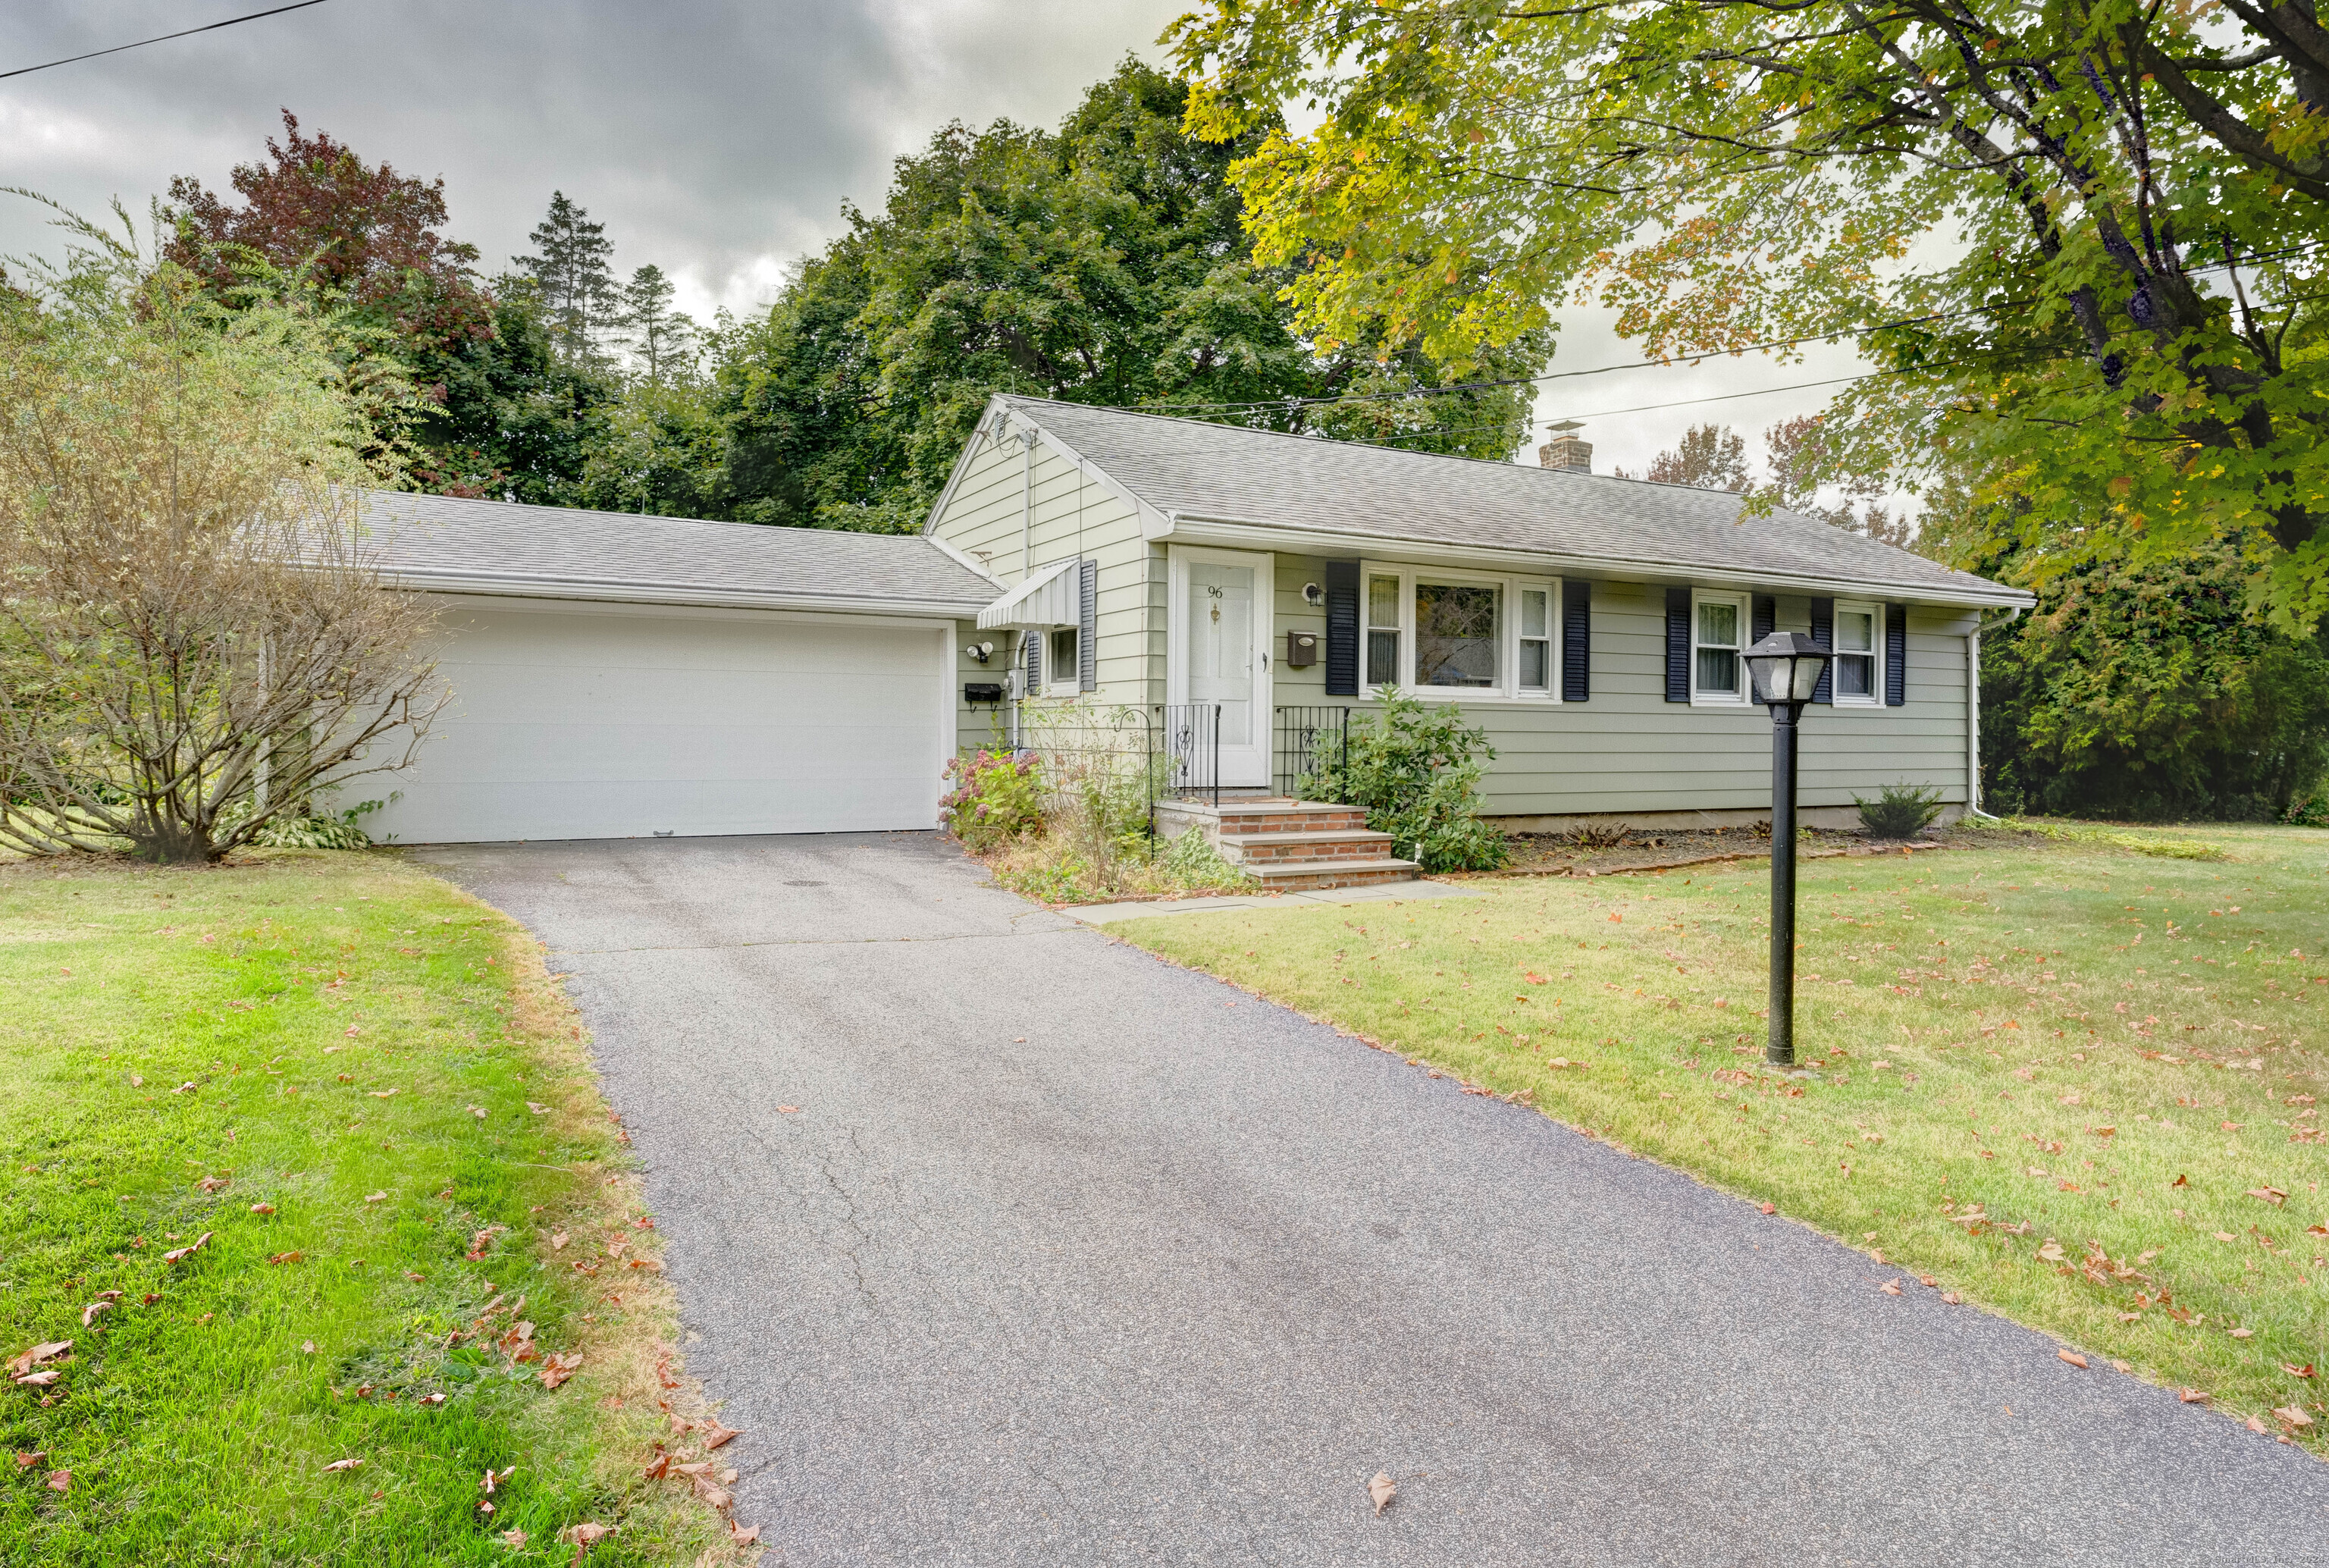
[0,1,334,83]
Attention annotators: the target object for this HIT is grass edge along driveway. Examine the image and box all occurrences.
[1115,820,2329,1455]
[0,849,755,1566]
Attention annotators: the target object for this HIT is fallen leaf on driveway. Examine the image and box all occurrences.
[322,1458,363,1473]
[776,1105,801,1114]
[729,1523,760,1544]
[699,1422,739,1450]
[1942,1293,1962,1305]
[1879,1279,1902,1296]
[1758,1202,1776,1215]
[2058,1350,2089,1369]
[1368,1471,1396,1516]
[2246,1416,2270,1433]
[2179,1388,2210,1403]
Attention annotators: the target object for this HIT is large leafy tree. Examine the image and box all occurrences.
[1171,0,2329,628]
[693,58,1550,532]
[166,117,615,501]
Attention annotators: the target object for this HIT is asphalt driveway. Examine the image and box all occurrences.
[415,833,2329,1566]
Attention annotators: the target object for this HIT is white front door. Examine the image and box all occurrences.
[1169,547,1273,787]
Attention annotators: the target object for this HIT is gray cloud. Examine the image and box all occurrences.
[2,2,1867,479]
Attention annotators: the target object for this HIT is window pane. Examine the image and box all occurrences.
[1837,652,1873,697]
[1368,575,1401,629]
[1837,610,1875,652]
[1697,647,1738,694]
[1051,628,1077,679]
[1415,582,1499,688]
[1366,629,1400,685]
[1697,600,1738,648]
[1521,588,1549,638]
[1520,640,1550,691]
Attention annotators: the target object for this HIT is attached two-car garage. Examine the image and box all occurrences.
[356,493,995,846]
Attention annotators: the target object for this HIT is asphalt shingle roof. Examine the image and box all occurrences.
[998,397,2024,604]
[359,490,997,610]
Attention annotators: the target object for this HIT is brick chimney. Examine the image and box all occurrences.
[1538,419,1591,472]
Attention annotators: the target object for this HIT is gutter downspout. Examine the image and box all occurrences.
[1967,607,2022,820]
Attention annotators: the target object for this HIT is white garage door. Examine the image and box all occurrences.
[366,599,950,844]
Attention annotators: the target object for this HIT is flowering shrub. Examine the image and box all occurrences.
[940,750,1044,851]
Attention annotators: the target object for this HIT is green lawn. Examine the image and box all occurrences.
[1117,820,2329,1449]
[0,852,743,1565]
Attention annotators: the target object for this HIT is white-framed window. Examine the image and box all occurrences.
[1691,590,1750,704]
[1359,563,1559,701]
[1830,599,1881,706]
[1045,626,1080,695]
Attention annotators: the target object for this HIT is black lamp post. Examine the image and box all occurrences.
[1743,632,1833,1070]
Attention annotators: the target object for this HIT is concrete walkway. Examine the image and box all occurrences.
[415,832,2329,1566]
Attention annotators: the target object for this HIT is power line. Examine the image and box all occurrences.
[1136,238,2329,418]
[0,1,333,82]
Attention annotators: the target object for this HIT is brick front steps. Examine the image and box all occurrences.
[1153,798,1420,892]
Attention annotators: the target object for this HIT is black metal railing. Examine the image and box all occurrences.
[1274,706,1351,798]
[1155,704,1221,809]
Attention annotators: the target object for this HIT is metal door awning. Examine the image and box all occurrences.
[975,558,1079,630]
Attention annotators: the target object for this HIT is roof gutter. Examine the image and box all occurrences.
[382,566,989,619]
[1152,513,2036,611]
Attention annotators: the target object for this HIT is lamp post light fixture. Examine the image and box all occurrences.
[1743,631,1834,1070]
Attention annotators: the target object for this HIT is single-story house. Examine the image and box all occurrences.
[356,395,2032,845]
[927,395,2033,829]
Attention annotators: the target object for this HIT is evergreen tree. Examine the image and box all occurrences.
[513,193,616,366]
[615,263,696,381]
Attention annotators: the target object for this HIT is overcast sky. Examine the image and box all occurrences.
[0,0,1866,479]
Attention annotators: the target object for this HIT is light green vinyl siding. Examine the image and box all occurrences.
[1266,555,1971,817]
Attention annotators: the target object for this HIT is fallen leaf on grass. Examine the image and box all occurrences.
[2230,1327,2255,1339]
[420,1392,447,1405]
[80,1301,112,1328]
[626,1258,663,1272]
[2037,1240,2067,1263]
[499,1529,527,1548]
[729,1523,760,1544]
[250,1203,275,1215]
[539,1353,583,1389]
[1368,1471,1396,1516]
[565,1521,612,1554]
[322,1458,363,1473]
[2179,1388,2210,1403]
[45,1470,68,1494]
[2246,1416,2270,1434]
[469,1106,487,1120]
[197,1175,229,1193]
[1758,1202,1776,1215]
[365,1192,386,1204]
[367,1090,397,1099]
[7,1342,71,1376]
[550,1231,569,1250]
[641,1450,669,1481]
[692,1477,732,1510]
[2274,1406,2315,1431]
[2058,1350,2089,1369]
[268,1251,302,1265]
[526,1102,551,1115]
[1942,1293,1962,1305]
[14,1452,44,1469]
[14,1369,61,1388]
[2280,1363,2315,1379]
[2247,1187,2289,1206]
[699,1421,739,1450]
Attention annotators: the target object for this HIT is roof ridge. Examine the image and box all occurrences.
[362,488,942,548]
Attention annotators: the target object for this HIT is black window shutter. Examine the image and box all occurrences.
[1751,594,1775,644]
[1561,580,1591,701]
[1024,626,1042,691]
[1885,604,1907,706]
[1323,560,1359,697]
[1664,587,1690,703]
[1809,596,1834,705]
[1078,558,1098,692]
